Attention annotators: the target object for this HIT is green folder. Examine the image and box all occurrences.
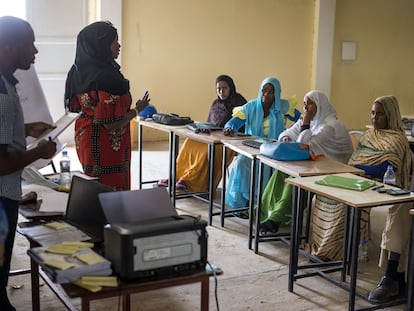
[315,175,376,191]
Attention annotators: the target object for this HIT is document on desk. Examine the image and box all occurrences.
[28,246,112,283]
[19,222,91,246]
[26,112,80,150]
[21,184,68,213]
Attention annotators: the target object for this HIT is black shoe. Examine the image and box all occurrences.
[368,275,399,304]
[259,220,280,234]
[233,211,249,219]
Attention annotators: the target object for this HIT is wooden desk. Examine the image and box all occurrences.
[286,173,414,311]
[171,128,245,225]
[27,238,209,311]
[219,139,262,238]
[136,119,186,195]
[252,156,364,253]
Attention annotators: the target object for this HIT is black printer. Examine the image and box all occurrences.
[104,215,208,280]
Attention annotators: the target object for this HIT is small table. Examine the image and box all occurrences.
[26,238,210,311]
[136,119,186,195]
[253,156,364,253]
[171,128,245,225]
[286,173,414,311]
[220,139,262,237]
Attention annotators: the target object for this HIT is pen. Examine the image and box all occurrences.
[371,184,384,191]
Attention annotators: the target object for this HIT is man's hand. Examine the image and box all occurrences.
[36,140,57,159]
[25,122,56,138]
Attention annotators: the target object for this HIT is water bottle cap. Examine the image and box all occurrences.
[62,151,68,156]
[360,239,366,245]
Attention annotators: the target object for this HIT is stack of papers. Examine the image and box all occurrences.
[18,221,91,246]
[28,245,112,284]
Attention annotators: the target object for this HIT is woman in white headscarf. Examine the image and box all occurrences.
[259,90,353,233]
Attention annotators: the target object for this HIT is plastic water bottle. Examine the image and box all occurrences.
[383,164,396,186]
[357,239,368,274]
[59,151,71,187]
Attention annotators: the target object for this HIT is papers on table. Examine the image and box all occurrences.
[21,183,68,213]
[28,246,112,284]
[18,221,91,246]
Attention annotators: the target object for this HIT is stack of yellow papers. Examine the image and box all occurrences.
[43,221,68,230]
[72,276,118,293]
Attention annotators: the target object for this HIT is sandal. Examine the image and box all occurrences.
[156,179,169,187]
[259,220,280,234]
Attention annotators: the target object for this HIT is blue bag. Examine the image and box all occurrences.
[259,141,317,161]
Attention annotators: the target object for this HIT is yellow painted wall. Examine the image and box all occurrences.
[332,0,414,130]
[123,0,414,142]
[122,0,315,142]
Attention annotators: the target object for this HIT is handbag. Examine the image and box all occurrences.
[152,113,193,126]
[259,141,320,161]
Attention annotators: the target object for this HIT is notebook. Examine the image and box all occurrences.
[64,175,115,242]
[98,187,178,225]
[241,137,277,149]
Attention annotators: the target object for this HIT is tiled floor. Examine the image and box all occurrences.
[9,141,405,310]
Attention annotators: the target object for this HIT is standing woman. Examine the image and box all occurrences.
[65,21,149,190]
[162,74,246,193]
[224,77,289,212]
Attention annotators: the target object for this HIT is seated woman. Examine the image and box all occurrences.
[349,96,411,304]
[157,75,246,193]
[224,77,289,213]
[309,95,411,303]
[259,90,353,233]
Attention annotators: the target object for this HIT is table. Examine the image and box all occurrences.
[136,119,186,195]
[252,156,364,253]
[171,128,245,225]
[286,173,414,311]
[25,236,209,311]
[220,139,262,232]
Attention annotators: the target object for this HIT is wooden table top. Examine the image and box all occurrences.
[257,155,364,178]
[286,173,414,208]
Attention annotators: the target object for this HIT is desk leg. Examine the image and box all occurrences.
[123,294,131,311]
[348,207,361,311]
[200,276,210,311]
[220,145,228,227]
[208,143,215,226]
[288,185,300,292]
[406,215,414,311]
[253,159,261,253]
[171,133,178,204]
[81,298,90,311]
[30,257,40,311]
[138,124,143,189]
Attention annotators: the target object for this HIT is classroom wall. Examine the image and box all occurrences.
[122,0,414,141]
[122,0,315,141]
[331,0,414,130]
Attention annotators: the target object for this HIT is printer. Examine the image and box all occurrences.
[104,215,208,280]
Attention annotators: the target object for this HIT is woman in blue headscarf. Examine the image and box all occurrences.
[223,77,289,212]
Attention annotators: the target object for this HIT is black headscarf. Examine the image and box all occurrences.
[64,21,129,112]
[207,75,247,127]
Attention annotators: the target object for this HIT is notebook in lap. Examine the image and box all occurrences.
[63,175,114,243]
[98,187,178,225]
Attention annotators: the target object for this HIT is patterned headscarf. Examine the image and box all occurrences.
[348,95,411,188]
[374,95,405,133]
